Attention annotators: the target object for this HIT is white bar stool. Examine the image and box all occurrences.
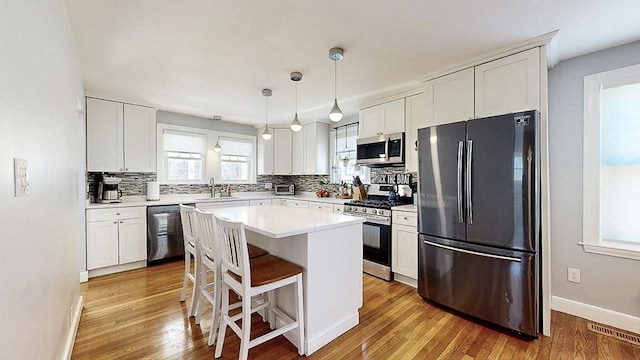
[214,215,305,360]
[178,204,200,317]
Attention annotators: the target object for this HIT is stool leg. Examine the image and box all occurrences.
[195,259,207,325]
[180,251,191,302]
[214,284,229,358]
[294,274,305,355]
[239,294,251,360]
[188,253,200,317]
[267,291,275,330]
[207,266,220,346]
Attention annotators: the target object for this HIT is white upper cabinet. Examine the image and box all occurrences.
[302,122,329,175]
[424,47,540,126]
[123,104,157,172]
[86,97,156,172]
[404,93,426,173]
[273,128,293,175]
[257,128,274,175]
[425,68,474,126]
[292,129,304,174]
[359,98,405,138]
[474,47,540,117]
[87,98,124,172]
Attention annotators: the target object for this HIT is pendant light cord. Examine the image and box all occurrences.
[295,81,298,114]
[334,60,338,99]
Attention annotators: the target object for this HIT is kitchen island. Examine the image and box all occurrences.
[209,205,364,356]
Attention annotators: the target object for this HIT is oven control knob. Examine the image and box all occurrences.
[377,209,385,215]
[344,205,350,211]
[360,208,367,213]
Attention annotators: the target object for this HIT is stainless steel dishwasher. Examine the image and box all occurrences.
[147,204,193,264]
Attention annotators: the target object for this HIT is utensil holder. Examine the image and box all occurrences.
[353,185,367,200]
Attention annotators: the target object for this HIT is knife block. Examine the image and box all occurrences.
[352,185,367,200]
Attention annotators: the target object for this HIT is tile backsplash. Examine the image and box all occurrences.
[86,167,416,201]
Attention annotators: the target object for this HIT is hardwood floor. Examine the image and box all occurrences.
[72,261,640,360]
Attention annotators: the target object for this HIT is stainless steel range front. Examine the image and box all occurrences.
[343,183,412,281]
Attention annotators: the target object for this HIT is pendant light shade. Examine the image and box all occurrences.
[214,138,222,152]
[328,47,344,123]
[261,88,272,140]
[290,72,303,132]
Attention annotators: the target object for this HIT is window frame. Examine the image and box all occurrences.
[218,136,255,183]
[582,63,640,261]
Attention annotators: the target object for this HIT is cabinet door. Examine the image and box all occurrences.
[118,217,147,264]
[303,123,330,175]
[123,104,156,172]
[405,94,426,173]
[249,199,270,206]
[86,98,124,172]
[381,98,405,134]
[475,47,540,117]
[425,68,474,126]
[287,200,308,209]
[392,224,418,279]
[308,202,333,213]
[333,204,344,214]
[86,220,119,270]
[257,130,274,175]
[292,128,305,174]
[273,129,293,175]
[359,107,381,138]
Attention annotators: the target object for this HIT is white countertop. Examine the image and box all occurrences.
[210,205,364,238]
[391,204,418,213]
[86,191,352,209]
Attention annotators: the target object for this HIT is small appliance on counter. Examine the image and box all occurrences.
[96,175,122,203]
[146,181,160,201]
[274,184,295,195]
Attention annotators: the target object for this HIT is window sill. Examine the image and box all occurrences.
[581,242,640,261]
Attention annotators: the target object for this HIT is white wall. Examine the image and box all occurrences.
[157,110,257,135]
[548,40,640,317]
[0,1,85,358]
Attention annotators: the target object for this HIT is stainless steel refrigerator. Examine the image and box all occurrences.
[417,110,540,337]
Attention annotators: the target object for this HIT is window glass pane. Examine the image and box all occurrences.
[221,162,248,181]
[600,82,640,243]
[166,156,203,181]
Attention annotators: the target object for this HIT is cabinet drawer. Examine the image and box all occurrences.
[87,206,146,222]
[250,199,271,206]
[308,202,333,213]
[333,204,345,214]
[287,200,309,208]
[393,211,417,227]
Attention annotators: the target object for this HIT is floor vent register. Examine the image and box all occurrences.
[587,323,640,346]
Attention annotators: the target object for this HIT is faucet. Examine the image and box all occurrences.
[209,177,215,197]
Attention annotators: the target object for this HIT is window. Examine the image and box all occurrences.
[218,137,253,182]
[330,123,370,184]
[583,64,640,260]
[162,130,207,183]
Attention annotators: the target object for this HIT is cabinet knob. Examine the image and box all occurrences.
[125,168,128,171]
[404,217,408,220]
[120,168,123,171]
[113,221,117,224]
[116,212,120,215]
[120,220,123,223]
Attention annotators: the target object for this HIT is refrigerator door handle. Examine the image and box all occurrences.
[457,141,464,223]
[423,240,522,262]
[526,147,533,248]
[466,139,473,224]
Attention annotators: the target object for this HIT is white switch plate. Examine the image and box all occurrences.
[265,182,272,189]
[13,158,29,196]
[568,267,581,283]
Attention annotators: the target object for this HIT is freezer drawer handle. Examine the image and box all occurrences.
[423,240,522,262]
[457,141,464,223]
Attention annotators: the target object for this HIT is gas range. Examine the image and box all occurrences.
[342,184,412,225]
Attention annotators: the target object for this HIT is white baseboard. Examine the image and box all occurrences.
[393,273,417,288]
[79,271,88,283]
[61,295,83,360]
[552,296,640,334]
[275,311,359,355]
[88,260,146,278]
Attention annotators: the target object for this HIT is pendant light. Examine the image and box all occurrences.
[214,138,222,152]
[261,88,272,140]
[328,47,344,122]
[290,71,303,132]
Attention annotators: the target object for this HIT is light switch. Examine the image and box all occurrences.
[13,158,29,196]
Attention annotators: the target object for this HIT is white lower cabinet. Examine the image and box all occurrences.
[392,210,418,285]
[333,204,344,214]
[86,206,147,270]
[308,201,333,213]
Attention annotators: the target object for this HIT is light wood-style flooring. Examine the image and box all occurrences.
[72,261,640,359]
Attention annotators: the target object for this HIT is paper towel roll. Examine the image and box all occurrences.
[147,181,160,201]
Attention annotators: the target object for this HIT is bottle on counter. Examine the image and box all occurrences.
[226,185,231,197]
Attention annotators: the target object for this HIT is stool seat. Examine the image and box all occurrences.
[230,254,303,287]
[247,244,268,259]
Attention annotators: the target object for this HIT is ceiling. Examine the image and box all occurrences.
[64,0,640,127]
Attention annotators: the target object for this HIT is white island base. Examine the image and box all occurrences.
[211,205,364,355]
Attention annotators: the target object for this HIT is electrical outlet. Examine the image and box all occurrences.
[265,183,272,189]
[568,267,581,283]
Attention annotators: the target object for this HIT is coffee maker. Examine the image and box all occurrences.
[96,175,122,203]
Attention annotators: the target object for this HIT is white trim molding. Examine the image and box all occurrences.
[79,271,88,283]
[61,295,84,360]
[552,296,640,335]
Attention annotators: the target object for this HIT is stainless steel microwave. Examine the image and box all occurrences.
[356,132,404,166]
[274,184,295,195]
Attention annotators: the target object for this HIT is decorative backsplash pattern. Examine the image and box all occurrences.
[86,167,416,201]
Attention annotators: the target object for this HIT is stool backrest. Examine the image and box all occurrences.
[214,215,250,286]
[195,208,217,261]
[179,204,197,248]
